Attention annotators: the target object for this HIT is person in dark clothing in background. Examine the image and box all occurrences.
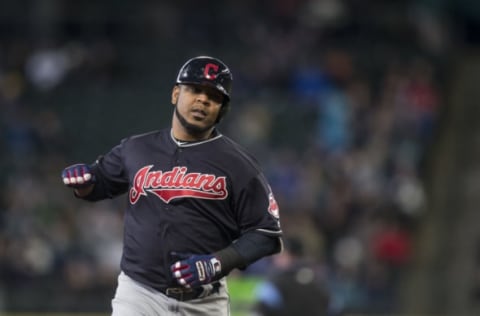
[252,236,330,316]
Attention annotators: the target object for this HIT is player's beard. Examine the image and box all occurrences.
[174,105,216,137]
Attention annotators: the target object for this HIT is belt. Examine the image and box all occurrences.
[160,282,221,301]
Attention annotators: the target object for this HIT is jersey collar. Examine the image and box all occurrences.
[169,129,222,147]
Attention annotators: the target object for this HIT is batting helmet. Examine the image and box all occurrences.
[176,56,233,122]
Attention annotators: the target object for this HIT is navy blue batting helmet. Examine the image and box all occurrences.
[176,56,233,122]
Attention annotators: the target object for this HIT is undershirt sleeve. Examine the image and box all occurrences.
[215,230,283,275]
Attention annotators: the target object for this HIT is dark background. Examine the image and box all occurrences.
[1,0,480,315]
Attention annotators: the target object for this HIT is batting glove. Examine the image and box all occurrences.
[61,163,95,188]
[170,253,222,288]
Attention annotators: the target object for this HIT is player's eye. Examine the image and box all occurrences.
[206,91,224,104]
[190,86,203,94]
[184,85,223,104]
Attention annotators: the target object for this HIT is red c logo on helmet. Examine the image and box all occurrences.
[204,63,219,80]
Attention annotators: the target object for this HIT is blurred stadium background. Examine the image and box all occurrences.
[1,0,480,315]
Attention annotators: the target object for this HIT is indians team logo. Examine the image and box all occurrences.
[204,63,219,80]
[129,165,228,204]
[267,192,280,219]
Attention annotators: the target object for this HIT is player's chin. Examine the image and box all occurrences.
[184,118,216,134]
[190,114,217,127]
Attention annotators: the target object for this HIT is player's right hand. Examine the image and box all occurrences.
[61,163,95,188]
[170,252,222,288]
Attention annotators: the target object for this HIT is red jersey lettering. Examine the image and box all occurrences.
[129,165,228,204]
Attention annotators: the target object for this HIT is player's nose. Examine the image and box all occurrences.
[195,92,211,105]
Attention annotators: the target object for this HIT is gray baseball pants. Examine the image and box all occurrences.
[111,271,230,316]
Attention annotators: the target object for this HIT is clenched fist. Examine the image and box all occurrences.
[61,163,95,188]
[170,253,222,288]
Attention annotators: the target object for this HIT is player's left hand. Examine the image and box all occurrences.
[170,252,222,288]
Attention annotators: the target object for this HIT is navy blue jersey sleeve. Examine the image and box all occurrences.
[82,140,130,201]
[235,172,282,237]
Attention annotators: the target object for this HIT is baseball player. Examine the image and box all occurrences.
[61,56,283,316]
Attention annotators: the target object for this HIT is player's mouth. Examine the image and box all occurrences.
[191,109,208,120]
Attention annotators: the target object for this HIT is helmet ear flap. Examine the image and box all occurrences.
[216,103,229,123]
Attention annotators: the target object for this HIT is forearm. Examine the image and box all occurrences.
[215,231,282,276]
[170,232,282,287]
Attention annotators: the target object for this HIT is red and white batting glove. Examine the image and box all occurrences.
[170,253,222,288]
[61,163,95,188]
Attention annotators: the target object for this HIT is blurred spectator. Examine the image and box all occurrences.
[365,211,413,312]
[25,46,70,91]
[252,237,330,316]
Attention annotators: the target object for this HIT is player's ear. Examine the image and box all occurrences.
[171,85,180,105]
